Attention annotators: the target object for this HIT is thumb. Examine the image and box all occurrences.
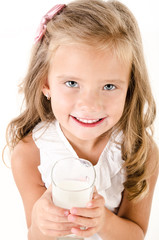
[93,186,97,193]
[92,186,99,200]
[42,184,52,200]
[47,184,52,192]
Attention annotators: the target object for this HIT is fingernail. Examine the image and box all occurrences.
[70,208,77,214]
[87,202,93,207]
[71,228,77,234]
[64,210,69,216]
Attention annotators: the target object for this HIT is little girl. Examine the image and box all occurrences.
[6,0,159,239]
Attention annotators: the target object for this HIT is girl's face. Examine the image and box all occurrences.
[43,44,130,143]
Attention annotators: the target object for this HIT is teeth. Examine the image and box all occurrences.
[76,117,100,123]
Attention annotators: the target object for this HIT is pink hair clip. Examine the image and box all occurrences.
[34,4,66,44]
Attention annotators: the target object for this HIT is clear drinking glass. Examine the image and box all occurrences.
[51,157,96,239]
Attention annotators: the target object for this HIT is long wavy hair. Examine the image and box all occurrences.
[6,0,156,201]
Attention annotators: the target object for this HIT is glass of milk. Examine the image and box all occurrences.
[51,157,96,209]
[51,157,96,239]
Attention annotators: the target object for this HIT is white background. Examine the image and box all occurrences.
[0,0,158,239]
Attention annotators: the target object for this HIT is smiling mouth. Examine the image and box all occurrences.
[71,116,106,127]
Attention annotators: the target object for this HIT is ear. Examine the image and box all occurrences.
[42,80,51,99]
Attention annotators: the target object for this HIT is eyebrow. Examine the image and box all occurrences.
[56,74,126,84]
[56,75,83,81]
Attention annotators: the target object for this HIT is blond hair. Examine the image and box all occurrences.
[6,0,156,201]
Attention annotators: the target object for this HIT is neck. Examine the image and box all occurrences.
[60,126,111,165]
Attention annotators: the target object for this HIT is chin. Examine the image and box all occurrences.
[73,132,103,141]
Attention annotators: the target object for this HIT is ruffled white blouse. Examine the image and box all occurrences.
[32,120,125,240]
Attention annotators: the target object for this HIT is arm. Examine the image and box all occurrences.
[67,141,159,239]
[11,135,75,240]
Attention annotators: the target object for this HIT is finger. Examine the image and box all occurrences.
[47,203,70,217]
[41,185,70,218]
[93,191,100,199]
[41,198,70,218]
[40,219,78,231]
[46,213,70,223]
[93,186,97,193]
[47,184,52,192]
[70,207,101,218]
[71,226,96,238]
[68,214,98,228]
[42,185,52,199]
[41,228,72,237]
[87,193,105,208]
[42,195,70,217]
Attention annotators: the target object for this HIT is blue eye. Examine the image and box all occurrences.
[104,84,116,90]
[65,81,79,88]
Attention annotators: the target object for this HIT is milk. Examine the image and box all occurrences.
[52,179,93,209]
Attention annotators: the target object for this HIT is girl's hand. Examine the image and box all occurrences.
[68,190,106,238]
[31,185,78,237]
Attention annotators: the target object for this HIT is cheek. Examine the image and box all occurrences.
[50,90,75,112]
[108,94,126,115]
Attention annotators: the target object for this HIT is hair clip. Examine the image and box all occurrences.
[34,4,66,44]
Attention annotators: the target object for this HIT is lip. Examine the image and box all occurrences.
[70,115,106,127]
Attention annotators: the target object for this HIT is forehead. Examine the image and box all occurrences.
[48,43,131,81]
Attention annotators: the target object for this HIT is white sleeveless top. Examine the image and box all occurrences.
[32,120,125,240]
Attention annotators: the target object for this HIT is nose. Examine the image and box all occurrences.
[76,90,103,113]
